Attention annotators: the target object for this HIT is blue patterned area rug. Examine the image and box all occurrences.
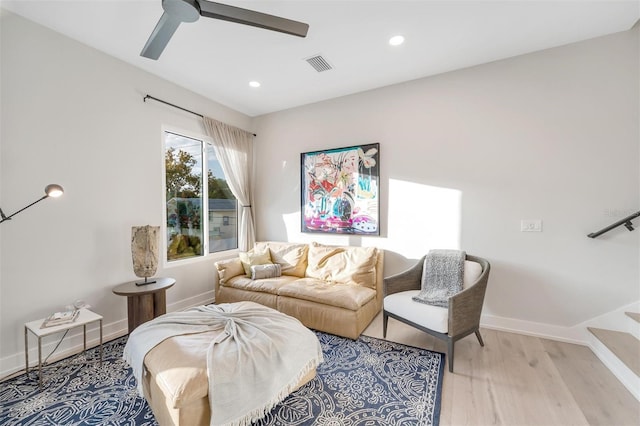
[0,331,444,426]
[0,336,155,426]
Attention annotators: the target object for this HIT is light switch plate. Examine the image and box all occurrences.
[521,219,542,232]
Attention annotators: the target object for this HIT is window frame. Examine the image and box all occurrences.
[161,125,239,267]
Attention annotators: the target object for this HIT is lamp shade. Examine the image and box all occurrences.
[45,184,64,198]
[0,183,65,224]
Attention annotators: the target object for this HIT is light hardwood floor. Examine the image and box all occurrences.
[362,313,640,426]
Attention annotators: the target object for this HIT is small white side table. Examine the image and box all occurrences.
[24,308,103,388]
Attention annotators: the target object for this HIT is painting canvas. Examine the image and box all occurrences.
[301,143,380,235]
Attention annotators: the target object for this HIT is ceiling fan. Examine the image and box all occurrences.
[141,0,309,60]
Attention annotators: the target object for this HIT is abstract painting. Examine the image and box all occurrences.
[301,143,379,235]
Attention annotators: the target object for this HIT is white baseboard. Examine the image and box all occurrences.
[481,300,640,346]
[0,290,215,380]
[4,293,636,402]
[482,306,640,402]
[480,314,588,345]
[167,290,214,313]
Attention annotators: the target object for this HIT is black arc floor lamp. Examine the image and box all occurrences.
[0,184,64,224]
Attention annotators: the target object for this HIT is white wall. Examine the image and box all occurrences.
[253,26,640,335]
[0,11,251,375]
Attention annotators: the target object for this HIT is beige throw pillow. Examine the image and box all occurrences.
[305,242,377,288]
[215,258,245,285]
[258,242,309,278]
[239,247,272,276]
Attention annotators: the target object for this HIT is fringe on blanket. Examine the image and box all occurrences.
[224,356,322,426]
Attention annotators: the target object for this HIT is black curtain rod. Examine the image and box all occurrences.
[143,94,256,137]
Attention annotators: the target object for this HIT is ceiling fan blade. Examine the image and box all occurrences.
[198,1,309,38]
[141,12,183,60]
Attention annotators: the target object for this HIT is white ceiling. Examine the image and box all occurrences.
[2,0,639,117]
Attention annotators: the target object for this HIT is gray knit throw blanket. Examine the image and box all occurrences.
[412,249,466,307]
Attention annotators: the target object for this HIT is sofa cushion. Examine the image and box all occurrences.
[238,246,272,276]
[305,242,377,289]
[225,274,298,294]
[278,278,376,311]
[255,242,308,278]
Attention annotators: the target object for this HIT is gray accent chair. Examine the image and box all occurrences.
[383,254,490,372]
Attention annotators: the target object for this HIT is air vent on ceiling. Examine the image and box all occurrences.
[305,54,333,72]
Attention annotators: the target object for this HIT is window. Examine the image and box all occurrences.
[164,130,238,262]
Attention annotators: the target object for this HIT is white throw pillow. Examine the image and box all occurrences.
[251,263,282,280]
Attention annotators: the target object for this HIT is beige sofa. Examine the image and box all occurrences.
[215,241,384,339]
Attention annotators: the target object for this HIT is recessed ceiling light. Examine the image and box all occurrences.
[249,81,261,88]
[389,35,405,46]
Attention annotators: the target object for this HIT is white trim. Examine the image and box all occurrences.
[162,248,240,269]
[161,124,240,268]
[162,126,210,264]
[480,314,588,345]
[588,333,640,401]
[480,300,640,345]
[481,304,640,402]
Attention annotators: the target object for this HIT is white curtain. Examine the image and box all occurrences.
[203,117,255,251]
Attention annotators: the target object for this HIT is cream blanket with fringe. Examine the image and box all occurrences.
[123,301,324,426]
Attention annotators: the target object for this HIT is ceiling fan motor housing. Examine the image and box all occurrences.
[163,0,200,22]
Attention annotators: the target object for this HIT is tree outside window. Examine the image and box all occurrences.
[164,131,238,261]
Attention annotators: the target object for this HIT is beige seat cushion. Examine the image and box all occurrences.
[278,278,376,310]
[224,274,299,294]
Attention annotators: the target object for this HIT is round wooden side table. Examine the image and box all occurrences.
[113,277,175,333]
